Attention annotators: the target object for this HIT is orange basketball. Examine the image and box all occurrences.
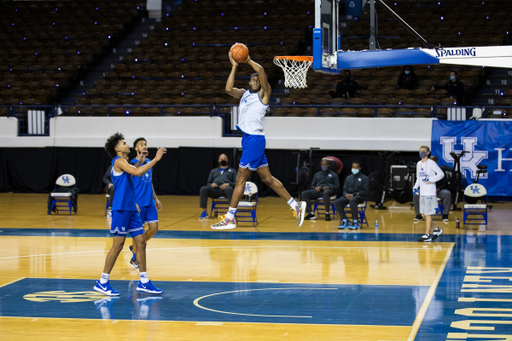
[230,43,249,63]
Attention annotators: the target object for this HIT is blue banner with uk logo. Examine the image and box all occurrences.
[431,120,512,197]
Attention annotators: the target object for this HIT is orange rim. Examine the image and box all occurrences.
[274,56,313,62]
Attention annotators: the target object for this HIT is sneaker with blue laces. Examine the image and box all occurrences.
[199,211,208,219]
[338,219,350,229]
[93,280,120,296]
[348,219,360,230]
[137,280,163,294]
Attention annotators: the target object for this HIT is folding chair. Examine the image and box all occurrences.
[210,197,230,217]
[235,181,258,226]
[313,196,337,218]
[463,183,488,229]
[48,174,77,215]
[342,193,369,227]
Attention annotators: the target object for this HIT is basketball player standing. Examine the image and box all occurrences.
[211,53,306,230]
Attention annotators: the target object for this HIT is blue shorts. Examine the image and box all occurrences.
[110,210,144,237]
[239,133,268,171]
[139,201,159,224]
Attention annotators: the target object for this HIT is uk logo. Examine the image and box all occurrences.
[62,176,70,184]
[470,185,481,194]
[440,136,488,179]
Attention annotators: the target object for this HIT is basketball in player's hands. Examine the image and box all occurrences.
[230,43,249,63]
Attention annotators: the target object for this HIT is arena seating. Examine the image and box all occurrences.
[0,0,146,106]
[3,0,512,119]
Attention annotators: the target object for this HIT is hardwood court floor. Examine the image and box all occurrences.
[0,193,511,341]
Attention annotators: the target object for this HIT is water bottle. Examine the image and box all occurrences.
[375,217,379,229]
[456,218,460,229]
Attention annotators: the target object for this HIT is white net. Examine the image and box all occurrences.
[273,57,313,89]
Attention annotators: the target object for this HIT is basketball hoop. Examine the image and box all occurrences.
[273,56,313,89]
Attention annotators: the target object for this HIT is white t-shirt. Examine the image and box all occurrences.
[236,90,268,136]
[414,159,444,196]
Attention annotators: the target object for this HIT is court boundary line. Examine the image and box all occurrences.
[407,242,455,341]
[0,244,453,262]
[0,315,416,329]
[0,277,25,288]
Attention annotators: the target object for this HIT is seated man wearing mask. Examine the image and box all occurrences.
[199,154,237,219]
[302,158,340,221]
[334,162,369,229]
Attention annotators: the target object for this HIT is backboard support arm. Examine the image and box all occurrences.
[375,0,437,49]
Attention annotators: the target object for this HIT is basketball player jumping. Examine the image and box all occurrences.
[94,132,165,296]
[211,53,307,230]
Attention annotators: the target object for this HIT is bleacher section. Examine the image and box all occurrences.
[2,0,512,120]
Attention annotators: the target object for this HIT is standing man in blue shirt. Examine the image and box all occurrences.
[94,132,166,296]
[129,137,163,270]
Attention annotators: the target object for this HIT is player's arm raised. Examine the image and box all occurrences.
[225,52,245,98]
[248,58,271,103]
[115,148,166,176]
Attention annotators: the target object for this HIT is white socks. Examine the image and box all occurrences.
[226,207,237,219]
[140,272,149,284]
[287,197,297,209]
[100,273,110,284]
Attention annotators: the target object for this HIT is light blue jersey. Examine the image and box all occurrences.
[131,158,153,207]
[111,156,137,212]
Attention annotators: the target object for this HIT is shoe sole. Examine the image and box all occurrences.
[298,201,307,227]
[210,224,236,230]
[136,287,163,294]
[433,229,443,237]
[93,286,120,296]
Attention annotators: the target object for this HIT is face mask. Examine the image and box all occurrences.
[321,166,328,171]
[352,169,359,175]
[220,160,228,166]
[404,70,410,75]
[450,76,455,81]
[419,151,428,158]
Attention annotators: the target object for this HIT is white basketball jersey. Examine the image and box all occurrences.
[236,90,268,135]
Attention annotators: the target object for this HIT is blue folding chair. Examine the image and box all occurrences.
[342,193,369,227]
[235,181,258,226]
[463,183,488,229]
[210,196,230,217]
[49,174,77,215]
[313,195,337,218]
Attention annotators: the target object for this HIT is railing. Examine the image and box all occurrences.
[2,104,510,137]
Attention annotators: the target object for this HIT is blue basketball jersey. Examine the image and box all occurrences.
[131,158,153,207]
[111,156,138,212]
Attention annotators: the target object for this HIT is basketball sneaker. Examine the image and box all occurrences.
[130,258,139,270]
[199,211,208,219]
[348,219,360,230]
[137,280,163,294]
[94,280,120,296]
[413,215,423,222]
[338,219,350,229]
[417,234,433,242]
[433,227,443,237]
[292,201,307,227]
[211,215,236,230]
[304,212,316,220]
